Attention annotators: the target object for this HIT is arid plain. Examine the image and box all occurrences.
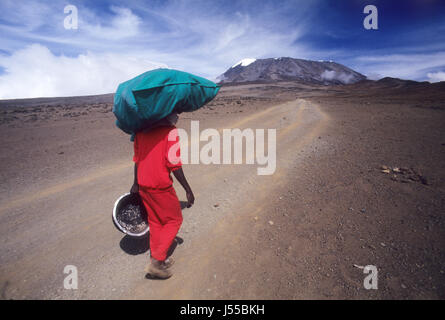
[0,79,444,299]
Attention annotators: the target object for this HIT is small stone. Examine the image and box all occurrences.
[254,216,258,221]
[420,176,430,185]
[381,169,391,174]
[268,220,274,225]
[380,242,386,247]
[380,165,389,170]
[401,284,407,289]
[213,203,219,208]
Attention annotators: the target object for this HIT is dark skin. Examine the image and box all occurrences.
[130,164,195,208]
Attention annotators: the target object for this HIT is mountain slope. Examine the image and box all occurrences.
[217,57,366,85]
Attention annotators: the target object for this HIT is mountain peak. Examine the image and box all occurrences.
[218,57,366,85]
[231,58,257,68]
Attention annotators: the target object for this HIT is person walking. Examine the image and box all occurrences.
[130,113,194,279]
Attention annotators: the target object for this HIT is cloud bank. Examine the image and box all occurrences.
[0,44,166,98]
[0,0,319,98]
[353,52,445,82]
[0,0,444,98]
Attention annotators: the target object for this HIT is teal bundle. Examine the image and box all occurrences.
[113,68,220,138]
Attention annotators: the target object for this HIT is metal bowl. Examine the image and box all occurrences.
[112,193,149,237]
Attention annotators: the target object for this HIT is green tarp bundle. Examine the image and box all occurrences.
[113,68,220,138]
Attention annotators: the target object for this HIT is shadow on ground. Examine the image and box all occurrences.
[120,234,184,256]
[120,233,150,255]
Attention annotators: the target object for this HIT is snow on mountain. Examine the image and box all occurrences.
[231,58,257,68]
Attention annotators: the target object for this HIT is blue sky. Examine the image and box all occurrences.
[1,0,444,98]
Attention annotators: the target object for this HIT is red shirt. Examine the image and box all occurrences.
[133,125,182,190]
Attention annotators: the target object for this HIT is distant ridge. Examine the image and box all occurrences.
[0,93,114,108]
[2,76,443,108]
[350,77,443,89]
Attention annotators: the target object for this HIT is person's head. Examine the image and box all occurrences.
[166,112,179,125]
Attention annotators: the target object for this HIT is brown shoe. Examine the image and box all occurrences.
[163,257,174,269]
[145,259,172,279]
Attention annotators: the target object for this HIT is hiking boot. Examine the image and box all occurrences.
[145,259,172,279]
[163,257,174,269]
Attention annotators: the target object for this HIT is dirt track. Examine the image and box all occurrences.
[0,82,444,299]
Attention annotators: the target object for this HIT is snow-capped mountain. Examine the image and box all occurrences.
[231,58,257,68]
[217,57,366,84]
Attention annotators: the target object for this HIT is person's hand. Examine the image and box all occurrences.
[130,183,139,194]
[186,189,195,208]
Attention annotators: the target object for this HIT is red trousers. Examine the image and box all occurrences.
[139,186,183,261]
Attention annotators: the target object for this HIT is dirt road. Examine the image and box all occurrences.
[1,82,444,299]
[0,96,327,299]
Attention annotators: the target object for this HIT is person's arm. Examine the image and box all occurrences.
[172,168,194,207]
[130,133,140,194]
[130,163,139,194]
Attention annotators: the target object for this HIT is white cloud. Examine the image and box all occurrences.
[0,44,167,99]
[426,71,445,82]
[321,70,354,84]
[81,6,142,40]
[0,1,320,98]
[354,52,445,81]
[320,70,335,80]
[2,0,445,99]
[130,0,314,74]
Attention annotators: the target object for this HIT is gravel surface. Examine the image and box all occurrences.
[1,81,444,299]
[116,203,148,235]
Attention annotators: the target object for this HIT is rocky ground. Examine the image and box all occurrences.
[0,80,444,299]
